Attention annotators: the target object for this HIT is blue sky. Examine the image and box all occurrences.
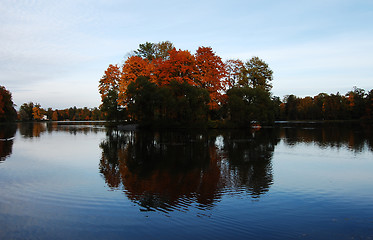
[1,0,372,109]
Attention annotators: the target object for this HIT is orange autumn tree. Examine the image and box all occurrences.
[52,111,59,121]
[99,64,121,101]
[102,42,278,125]
[99,64,122,120]
[194,47,228,109]
[118,56,152,106]
[32,104,44,120]
[114,44,231,112]
[154,48,197,87]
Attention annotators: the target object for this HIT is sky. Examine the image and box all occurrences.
[1,0,372,109]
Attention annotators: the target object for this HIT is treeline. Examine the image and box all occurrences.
[0,85,106,122]
[278,87,373,121]
[99,41,373,127]
[2,39,373,126]
[18,102,104,121]
[99,41,276,127]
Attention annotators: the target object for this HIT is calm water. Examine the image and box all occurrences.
[0,122,372,239]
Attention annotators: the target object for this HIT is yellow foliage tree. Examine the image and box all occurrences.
[32,105,44,120]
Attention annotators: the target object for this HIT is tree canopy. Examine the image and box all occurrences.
[0,86,17,122]
[99,41,276,127]
[96,41,373,127]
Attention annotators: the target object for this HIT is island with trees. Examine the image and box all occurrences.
[0,41,372,126]
[98,41,373,127]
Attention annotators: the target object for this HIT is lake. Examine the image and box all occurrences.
[0,122,372,239]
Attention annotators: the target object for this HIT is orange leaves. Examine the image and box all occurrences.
[195,47,228,109]
[121,56,151,84]
[103,44,232,110]
[32,105,44,120]
[155,48,197,86]
[118,56,152,106]
[99,64,121,100]
[52,111,59,121]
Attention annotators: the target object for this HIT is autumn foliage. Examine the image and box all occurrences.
[18,102,104,121]
[100,44,230,113]
[98,41,372,126]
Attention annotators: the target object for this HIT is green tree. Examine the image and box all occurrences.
[126,76,210,127]
[126,76,159,124]
[154,41,174,59]
[227,86,275,127]
[0,86,17,122]
[283,95,299,120]
[135,41,174,61]
[161,81,210,126]
[19,102,34,121]
[134,42,156,61]
[240,57,273,92]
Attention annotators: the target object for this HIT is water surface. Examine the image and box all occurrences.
[0,122,372,239]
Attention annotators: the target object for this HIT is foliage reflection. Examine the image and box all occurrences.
[0,124,16,162]
[279,122,373,152]
[17,122,103,138]
[99,128,278,212]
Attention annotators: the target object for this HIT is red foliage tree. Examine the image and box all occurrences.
[194,47,228,109]
[118,56,151,106]
[154,48,197,87]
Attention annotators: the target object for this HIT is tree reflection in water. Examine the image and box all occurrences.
[220,129,280,197]
[99,128,279,212]
[0,124,17,162]
[279,122,373,152]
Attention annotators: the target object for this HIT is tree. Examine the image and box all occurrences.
[19,102,34,121]
[283,95,298,120]
[46,108,53,120]
[134,42,156,61]
[126,76,159,123]
[364,89,373,120]
[225,59,244,87]
[134,41,175,61]
[195,47,228,110]
[154,41,174,59]
[240,57,273,92]
[227,86,275,127]
[0,86,17,122]
[99,64,122,120]
[346,86,366,119]
[154,48,197,87]
[52,111,59,121]
[118,56,151,107]
[100,42,279,126]
[157,81,210,126]
[32,104,44,120]
[91,107,103,120]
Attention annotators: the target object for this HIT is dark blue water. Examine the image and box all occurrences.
[0,122,372,239]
